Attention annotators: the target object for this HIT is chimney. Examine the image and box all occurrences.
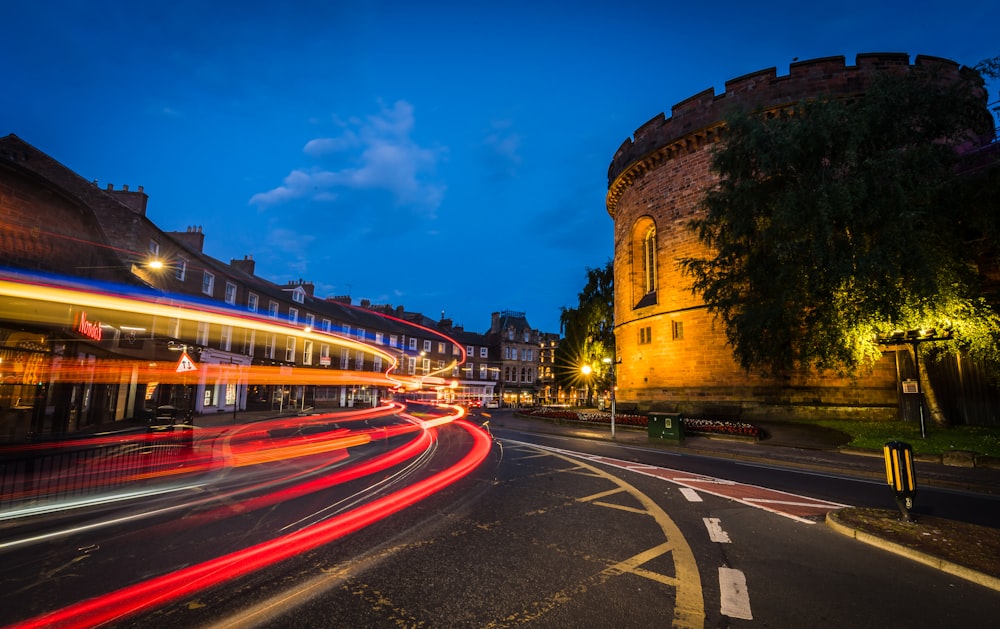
[167,225,205,253]
[107,183,149,215]
[230,254,256,276]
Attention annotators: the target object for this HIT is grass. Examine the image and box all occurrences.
[812,419,1000,458]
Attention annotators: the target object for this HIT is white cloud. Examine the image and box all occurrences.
[251,100,445,216]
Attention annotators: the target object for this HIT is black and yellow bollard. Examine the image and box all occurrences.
[883,441,917,522]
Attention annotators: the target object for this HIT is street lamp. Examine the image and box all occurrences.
[580,363,592,407]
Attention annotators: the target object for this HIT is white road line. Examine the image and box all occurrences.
[703,517,731,543]
[719,567,753,620]
[679,487,702,502]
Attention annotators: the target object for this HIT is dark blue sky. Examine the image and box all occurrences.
[3,1,997,333]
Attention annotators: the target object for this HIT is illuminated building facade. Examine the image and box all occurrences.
[0,134,465,441]
[606,53,995,422]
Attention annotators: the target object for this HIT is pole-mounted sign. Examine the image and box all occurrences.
[176,350,198,373]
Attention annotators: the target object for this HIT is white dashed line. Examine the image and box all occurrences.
[679,487,702,502]
[719,567,753,620]
[703,517,731,543]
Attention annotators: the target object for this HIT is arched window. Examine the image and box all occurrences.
[643,226,657,295]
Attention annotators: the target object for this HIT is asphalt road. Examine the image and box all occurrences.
[3,410,998,628]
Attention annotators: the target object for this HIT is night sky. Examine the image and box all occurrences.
[3,0,997,333]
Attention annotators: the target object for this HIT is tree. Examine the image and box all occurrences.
[681,62,1000,385]
[554,261,614,405]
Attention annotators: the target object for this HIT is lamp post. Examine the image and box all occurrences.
[580,363,592,407]
[602,356,619,439]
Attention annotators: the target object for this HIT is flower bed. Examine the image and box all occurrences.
[520,408,762,439]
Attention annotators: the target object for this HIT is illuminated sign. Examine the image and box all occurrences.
[75,311,103,342]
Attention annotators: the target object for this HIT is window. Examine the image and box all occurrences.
[453,344,460,355]
[480,347,488,358]
[242,329,255,356]
[407,357,416,375]
[149,239,159,256]
[202,271,215,296]
[265,333,276,359]
[268,301,278,318]
[305,313,315,330]
[197,321,209,345]
[423,340,432,352]
[343,324,351,337]
[292,289,304,304]
[247,293,258,312]
[288,308,298,324]
[438,342,446,353]
[375,332,383,345]
[526,368,533,383]
[389,335,398,348]
[357,328,365,340]
[421,358,430,375]
[467,345,474,356]
[321,318,331,332]
[639,326,652,345]
[355,351,365,370]
[225,282,237,305]
[523,330,530,342]
[285,336,296,362]
[672,320,684,340]
[221,325,232,351]
[643,226,657,294]
[340,349,350,369]
[526,349,534,361]
[321,344,330,363]
[373,355,382,372]
[479,364,487,379]
[175,257,187,281]
[408,338,417,351]
[303,340,313,365]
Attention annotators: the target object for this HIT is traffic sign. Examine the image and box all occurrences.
[176,350,198,373]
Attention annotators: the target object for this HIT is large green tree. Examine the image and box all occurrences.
[681,61,1000,381]
[554,261,614,404]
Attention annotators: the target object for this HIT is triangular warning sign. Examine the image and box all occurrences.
[176,350,198,373]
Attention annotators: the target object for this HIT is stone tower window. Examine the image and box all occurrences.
[631,217,658,308]
[643,226,657,294]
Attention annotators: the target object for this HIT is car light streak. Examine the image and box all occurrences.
[6,419,493,629]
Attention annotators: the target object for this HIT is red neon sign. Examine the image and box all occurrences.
[75,311,103,342]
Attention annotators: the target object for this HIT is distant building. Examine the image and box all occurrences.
[487,310,539,407]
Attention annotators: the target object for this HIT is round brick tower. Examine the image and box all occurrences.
[606,53,970,422]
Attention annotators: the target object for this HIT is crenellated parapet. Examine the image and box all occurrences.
[606,53,965,217]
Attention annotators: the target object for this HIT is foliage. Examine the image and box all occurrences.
[553,261,615,401]
[681,64,1000,377]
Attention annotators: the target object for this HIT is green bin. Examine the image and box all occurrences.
[647,412,684,441]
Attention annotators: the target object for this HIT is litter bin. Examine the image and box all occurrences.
[648,412,683,441]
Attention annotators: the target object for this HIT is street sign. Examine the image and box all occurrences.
[176,350,198,373]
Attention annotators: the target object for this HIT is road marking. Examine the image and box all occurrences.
[719,567,753,620]
[703,518,731,543]
[679,488,703,502]
[538,447,706,629]
[511,442,849,522]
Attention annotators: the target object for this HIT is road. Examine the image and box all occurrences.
[1,408,998,627]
